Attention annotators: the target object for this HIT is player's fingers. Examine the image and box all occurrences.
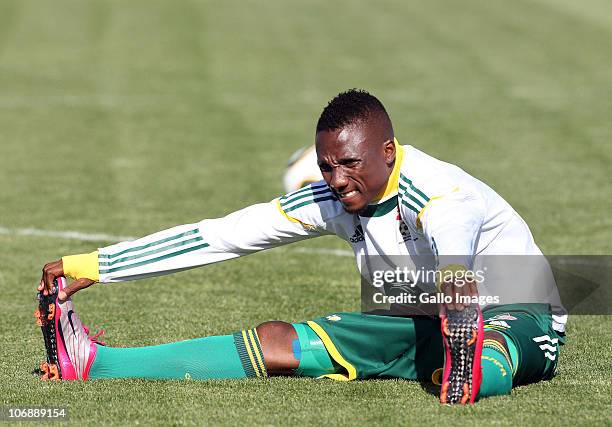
[443,282,455,311]
[42,259,65,295]
[464,280,474,308]
[41,264,51,294]
[455,284,466,311]
[58,278,95,302]
[468,280,478,298]
[437,302,445,317]
[44,270,57,296]
[42,261,59,292]
[460,279,473,311]
[462,281,472,309]
[460,280,472,309]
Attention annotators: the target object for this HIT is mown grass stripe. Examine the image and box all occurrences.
[100,236,204,267]
[99,242,209,274]
[281,186,331,207]
[283,195,337,213]
[100,228,199,260]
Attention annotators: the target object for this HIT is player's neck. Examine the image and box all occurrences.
[372,138,403,203]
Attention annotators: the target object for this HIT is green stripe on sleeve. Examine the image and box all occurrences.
[406,193,425,209]
[281,187,331,208]
[399,174,430,203]
[99,242,210,274]
[100,236,204,267]
[100,228,200,260]
[283,195,337,213]
[401,199,420,214]
[280,183,329,203]
[281,186,312,201]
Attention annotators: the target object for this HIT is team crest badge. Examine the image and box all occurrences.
[399,220,414,242]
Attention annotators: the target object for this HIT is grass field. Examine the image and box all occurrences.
[1,0,611,425]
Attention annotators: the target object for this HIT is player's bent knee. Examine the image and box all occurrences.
[256,321,299,374]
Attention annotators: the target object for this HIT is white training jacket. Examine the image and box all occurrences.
[95,142,566,331]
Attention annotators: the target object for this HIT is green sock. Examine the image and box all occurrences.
[478,334,518,398]
[88,329,267,380]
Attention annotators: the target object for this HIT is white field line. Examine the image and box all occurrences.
[292,247,354,257]
[0,226,354,257]
[0,226,136,243]
[0,94,161,110]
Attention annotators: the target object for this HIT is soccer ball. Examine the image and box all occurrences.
[283,145,323,193]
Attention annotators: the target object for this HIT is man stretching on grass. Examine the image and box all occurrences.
[37,89,566,404]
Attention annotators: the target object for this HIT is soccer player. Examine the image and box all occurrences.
[37,90,566,404]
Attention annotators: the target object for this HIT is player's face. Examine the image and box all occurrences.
[316,123,395,214]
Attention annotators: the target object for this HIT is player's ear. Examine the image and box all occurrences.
[383,139,396,166]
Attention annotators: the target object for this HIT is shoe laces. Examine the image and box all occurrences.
[83,325,106,346]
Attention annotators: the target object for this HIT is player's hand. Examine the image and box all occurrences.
[39,260,96,302]
[439,277,478,313]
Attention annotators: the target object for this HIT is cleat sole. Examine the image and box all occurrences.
[40,362,49,380]
[440,382,449,404]
[460,383,470,404]
[47,304,55,321]
[36,279,63,380]
[49,364,59,380]
[440,306,483,405]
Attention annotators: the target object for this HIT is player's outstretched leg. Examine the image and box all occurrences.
[88,327,272,380]
[35,277,330,381]
[440,306,484,404]
[86,320,335,380]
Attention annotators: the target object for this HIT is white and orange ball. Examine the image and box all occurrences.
[283,145,323,193]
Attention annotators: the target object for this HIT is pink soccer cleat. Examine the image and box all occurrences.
[35,277,104,380]
[439,305,484,404]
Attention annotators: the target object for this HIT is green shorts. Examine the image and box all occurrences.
[304,304,565,385]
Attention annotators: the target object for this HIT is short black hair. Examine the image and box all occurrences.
[316,89,391,133]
